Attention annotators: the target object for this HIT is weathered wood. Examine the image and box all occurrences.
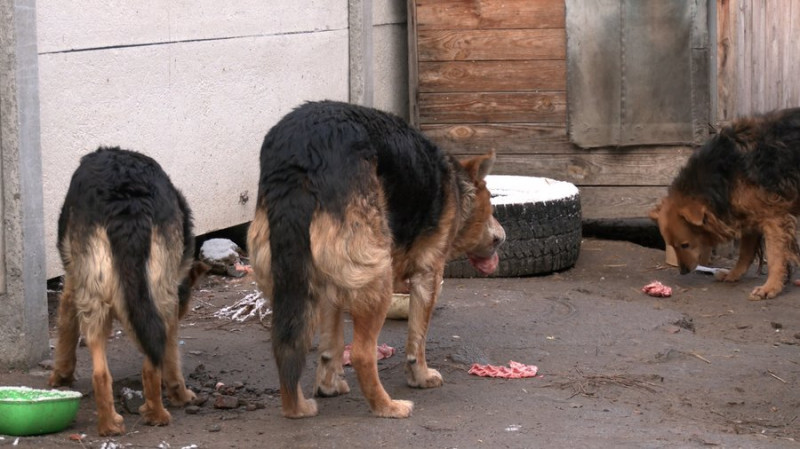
[579,186,669,219]
[716,0,737,123]
[751,1,766,113]
[447,148,692,186]
[415,0,564,30]
[408,0,420,125]
[418,60,566,92]
[718,0,800,118]
[409,0,728,221]
[418,29,565,61]
[490,151,690,186]
[418,92,566,124]
[422,123,571,153]
[737,0,751,115]
[791,0,800,107]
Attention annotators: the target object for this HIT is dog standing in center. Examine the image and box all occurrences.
[248,101,505,418]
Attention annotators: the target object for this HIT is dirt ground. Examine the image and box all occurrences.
[1,237,799,448]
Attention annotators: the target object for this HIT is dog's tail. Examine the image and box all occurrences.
[106,198,167,368]
[263,170,318,410]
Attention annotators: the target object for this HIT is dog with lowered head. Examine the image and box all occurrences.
[650,108,800,300]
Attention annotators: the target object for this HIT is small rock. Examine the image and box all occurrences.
[120,388,145,414]
[213,394,240,409]
[39,359,55,370]
[672,316,695,332]
[245,403,257,412]
[192,393,209,406]
[217,385,238,396]
[185,405,201,415]
[200,238,247,277]
[208,424,222,432]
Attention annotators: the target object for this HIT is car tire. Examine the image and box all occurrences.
[445,175,582,278]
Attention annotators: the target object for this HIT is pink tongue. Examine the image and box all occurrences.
[469,252,499,275]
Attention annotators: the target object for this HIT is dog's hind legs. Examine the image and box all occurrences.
[280,384,318,418]
[49,281,80,387]
[405,270,444,389]
[86,315,125,436]
[314,299,350,397]
[140,357,171,426]
[162,318,196,407]
[750,219,794,300]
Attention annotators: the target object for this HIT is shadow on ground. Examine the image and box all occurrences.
[2,238,799,448]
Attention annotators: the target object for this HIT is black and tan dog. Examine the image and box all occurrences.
[49,147,206,435]
[650,108,800,300]
[247,101,505,418]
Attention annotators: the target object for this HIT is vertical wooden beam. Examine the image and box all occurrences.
[716,0,737,124]
[407,0,420,126]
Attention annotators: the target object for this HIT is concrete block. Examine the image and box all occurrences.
[39,30,349,277]
[37,0,348,53]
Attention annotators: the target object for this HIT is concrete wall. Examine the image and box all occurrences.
[0,0,50,367]
[37,1,408,278]
[373,2,409,116]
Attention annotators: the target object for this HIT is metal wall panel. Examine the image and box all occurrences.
[567,0,710,148]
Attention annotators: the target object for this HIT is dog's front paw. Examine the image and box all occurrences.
[373,399,413,418]
[713,268,740,282]
[749,284,781,300]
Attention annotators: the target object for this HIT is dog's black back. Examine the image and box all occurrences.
[58,147,194,366]
[259,100,452,248]
[744,108,800,197]
[672,108,800,218]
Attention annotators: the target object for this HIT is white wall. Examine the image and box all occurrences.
[37,1,407,278]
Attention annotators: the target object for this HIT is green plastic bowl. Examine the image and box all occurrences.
[0,386,81,436]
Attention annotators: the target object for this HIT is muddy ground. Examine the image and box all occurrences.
[1,238,799,448]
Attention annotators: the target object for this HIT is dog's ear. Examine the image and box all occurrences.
[462,149,496,180]
[648,200,663,222]
[678,203,706,227]
[679,203,735,242]
[701,211,736,242]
